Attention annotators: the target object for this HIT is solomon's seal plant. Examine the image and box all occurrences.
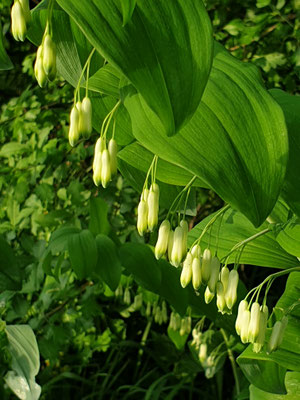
[3,0,300,398]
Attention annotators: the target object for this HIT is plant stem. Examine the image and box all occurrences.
[166,175,197,220]
[220,328,240,396]
[221,227,271,263]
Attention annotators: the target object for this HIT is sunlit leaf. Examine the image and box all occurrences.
[56,0,213,136]
[5,325,41,400]
[270,90,300,217]
[122,43,288,226]
[189,209,299,269]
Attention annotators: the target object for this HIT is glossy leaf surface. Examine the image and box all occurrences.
[122,44,288,226]
[56,0,213,136]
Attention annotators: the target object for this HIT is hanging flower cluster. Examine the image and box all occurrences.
[137,156,160,236]
[168,311,192,336]
[11,0,31,41]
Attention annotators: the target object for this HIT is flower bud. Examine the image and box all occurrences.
[93,137,105,186]
[69,105,80,147]
[248,302,261,343]
[204,285,215,304]
[225,270,239,309]
[267,316,288,354]
[34,46,47,88]
[162,301,168,323]
[199,343,207,364]
[19,0,31,24]
[235,300,248,336]
[137,200,148,236]
[81,97,93,138]
[180,219,188,258]
[42,34,56,80]
[145,302,151,317]
[108,138,118,176]
[180,252,192,288]
[11,1,27,41]
[192,257,202,290]
[142,188,149,202]
[171,226,184,267]
[147,183,159,231]
[174,313,181,331]
[101,149,111,188]
[155,220,170,259]
[208,256,220,293]
[114,284,123,297]
[253,305,268,353]
[167,230,174,262]
[133,293,143,310]
[216,281,226,313]
[201,248,212,283]
[179,317,187,336]
[220,266,229,293]
[240,309,251,343]
[191,244,201,259]
[123,287,131,305]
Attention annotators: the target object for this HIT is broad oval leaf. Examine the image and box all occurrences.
[122,44,288,226]
[56,0,214,136]
[117,157,197,211]
[120,0,137,26]
[88,197,110,236]
[250,372,300,400]
[188,208,299,269]
[67,229,98,279]
[48,226,80,254]
[270,90,300,217]
[95,234,122,290]
[275,217,300,258]
[5,325,41,400]
[119,243,161,292]
[118,142,208,188]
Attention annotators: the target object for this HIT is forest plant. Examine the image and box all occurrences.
[1,0,300,399]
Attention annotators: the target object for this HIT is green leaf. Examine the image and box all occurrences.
[89,197,110,236]
[95,234,122,290]
[48,226,80,254]
[0,142,28,158]
[118,142,208,188]
[158,260,188,315]
[84,64,120,98]
[120,0,137,26]
[117,157,197,211]
[167,326,188,350]
[238,357,287,394]
[68,230,98,279]
[5,325,41,400]
[0,236,22,291]
[90,93,134,146]
[122,43,288,227]
[270,90,300,217]
[56,0,213,136]
[238,272,300,393]
[250,372,300,399]
[188,209,299,269]
[0,21,13,70]
[275,217,300,257]
[119,243,161,292]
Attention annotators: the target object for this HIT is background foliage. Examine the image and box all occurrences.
[0,0,299,399]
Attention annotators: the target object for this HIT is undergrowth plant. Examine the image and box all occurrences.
[1,0,300,399]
